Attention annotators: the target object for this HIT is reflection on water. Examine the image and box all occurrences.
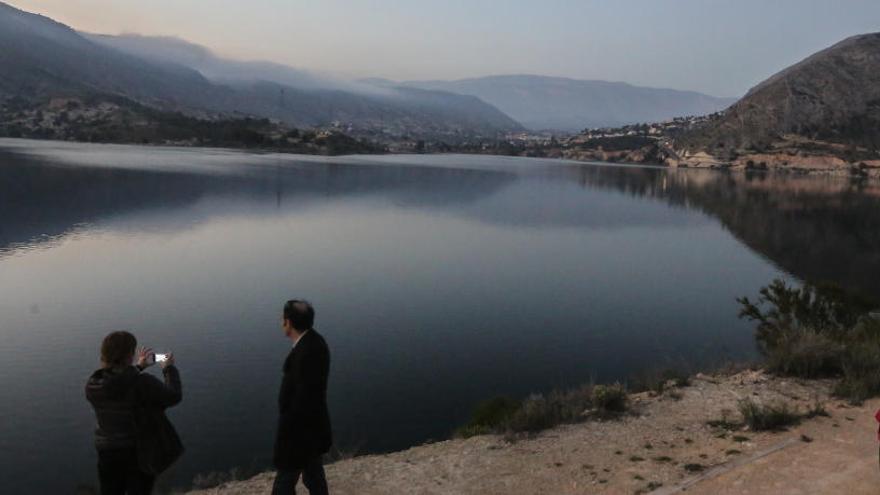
[565,165,880,301]
[0,140,877,492]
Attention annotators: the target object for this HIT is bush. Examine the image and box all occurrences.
[556,386,597,419]
[738,399,800,431]
[738,279,872,357]
[506,395,564,433]
[763,328,845,378]
[739,279,880,403]
[834,337,880,404]
[707,408,740,430]
[507,386,594,433]
[456,396,520,438]
[458,384,626,436]
[591,383,628,415]
[629,368,691,395]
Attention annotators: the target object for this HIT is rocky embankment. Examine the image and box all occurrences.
[558,136,880,178]
[665,136,880,178]
[188,370,879,495]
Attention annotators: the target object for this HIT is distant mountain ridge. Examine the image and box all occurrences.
[399,75,737,131]
[80,33,523,139]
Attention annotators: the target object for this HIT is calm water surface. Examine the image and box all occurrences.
[1,139,878,493]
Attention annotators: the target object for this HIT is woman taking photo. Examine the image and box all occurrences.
[85,331,183,495]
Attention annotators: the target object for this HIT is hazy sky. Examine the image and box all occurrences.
[9,0,880,96]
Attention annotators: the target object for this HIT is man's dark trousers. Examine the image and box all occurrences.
[271,456,328,495]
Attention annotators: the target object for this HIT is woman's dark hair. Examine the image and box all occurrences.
[284,300,315,331]
[101,331,137,368]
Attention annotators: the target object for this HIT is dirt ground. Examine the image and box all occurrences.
[679,397,880,495]
[189,371,880,495]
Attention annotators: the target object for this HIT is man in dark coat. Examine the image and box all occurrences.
[273,300,332,495]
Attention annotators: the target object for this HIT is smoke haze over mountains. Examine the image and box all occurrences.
[4,0,880,134]
[8,0,880,97]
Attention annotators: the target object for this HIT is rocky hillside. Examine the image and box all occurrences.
[673,32,880,170]
[0,2,228,111]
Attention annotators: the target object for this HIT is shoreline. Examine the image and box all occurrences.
[186,369,877,494]
[3,136,879,179]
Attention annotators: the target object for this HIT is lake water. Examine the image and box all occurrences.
[1,139,879,493]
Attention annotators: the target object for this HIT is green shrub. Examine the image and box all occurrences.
[707,408,739,430]
[827,325,880,404]
[738,279,872,356]
[471,396,521,428]
[739,280,880,403]
[834,338,880,404]
[553,386,596,421]
[763,328,845,378]
[454,424,492,438]
[455,396,520,438]
[738,399,800,431]
[506,386,594,433]
[706,418,740,430]
[629,368,691,394]
[459,383,627,436]
[672,375,692,388]
[591,383,628,415]
[505,395,562,433]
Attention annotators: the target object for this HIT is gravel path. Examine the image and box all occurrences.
[189,371,878,495]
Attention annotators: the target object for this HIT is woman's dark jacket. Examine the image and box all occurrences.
[274,329,332,470]
[85,365,182,451]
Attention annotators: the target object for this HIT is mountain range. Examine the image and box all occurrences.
[90,34,738,134]
[0,2,520,142]
[397,75,736,131]
[83,33,524,139]
[0,1,749,145]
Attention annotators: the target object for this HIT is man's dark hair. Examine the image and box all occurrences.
[284,300,315,331]
[101,330,137,368]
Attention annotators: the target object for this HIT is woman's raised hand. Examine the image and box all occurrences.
[136,346,155,368]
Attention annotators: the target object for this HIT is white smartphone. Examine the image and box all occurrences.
[154,353,169,363]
